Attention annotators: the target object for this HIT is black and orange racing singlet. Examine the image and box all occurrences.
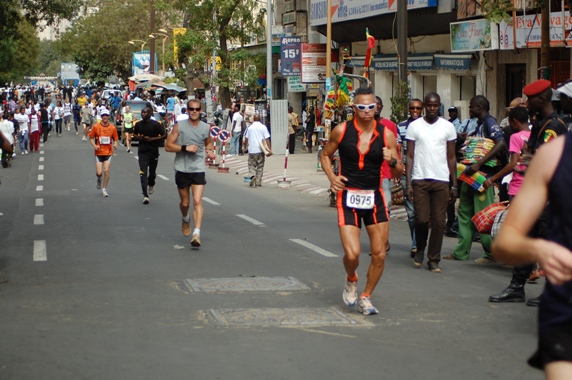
[338,118,386,190]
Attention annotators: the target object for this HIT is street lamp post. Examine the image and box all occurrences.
[128,40,147,52]
[149,32,168,76]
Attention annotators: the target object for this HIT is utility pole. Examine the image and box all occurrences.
[266,0,272,100]
[540,2,550,80]
[150,0,156,75]
[397,0,408,83]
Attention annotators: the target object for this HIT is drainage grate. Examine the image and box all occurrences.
[185,276,310,293]
[210,307,359,326]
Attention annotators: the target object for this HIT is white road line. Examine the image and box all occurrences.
[38,165,44,170]
[36,198,44,207]
[289,239,338,258]
[39,157,44,162]
[158,174,169,181]
[40,150,44,154]
[34,214,44,225]
[202,197,220,205]
[236,214,266,227]
[134,156,139,160]
[33,240,47,261]
[36,185,43,192]
[38,174,44,181]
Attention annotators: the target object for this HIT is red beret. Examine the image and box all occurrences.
[523,79,552,97]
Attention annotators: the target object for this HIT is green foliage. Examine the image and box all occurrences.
[57,0,164,83]
[390,81,411,124]
[0,21,40,83]
[479,0,521,23]
[36,40,71,77]
[160,0,267,108]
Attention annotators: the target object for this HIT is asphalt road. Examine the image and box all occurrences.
[0,131,543,380]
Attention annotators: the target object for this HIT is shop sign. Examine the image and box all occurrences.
[287,76,307,92]
[301,43,327,83]
[434,54,472,70]
[373,57,398,71]
[408,55,434,71]
[280,36,302,76]
[346,57,365,67]
[450,19,499,52]
[310,0,437,27]
[499,11,572,49]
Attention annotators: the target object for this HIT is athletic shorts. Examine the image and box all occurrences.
[337,188,388,228]
[175,171,206,188]
[529,320,572,370]
[95,155,112,163]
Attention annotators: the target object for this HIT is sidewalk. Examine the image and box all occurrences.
[221,137,331,196]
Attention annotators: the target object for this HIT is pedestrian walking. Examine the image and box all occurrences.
[405,92,458,273]
[244,114,272,187]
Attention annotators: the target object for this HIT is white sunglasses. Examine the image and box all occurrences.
[355,103,376,111]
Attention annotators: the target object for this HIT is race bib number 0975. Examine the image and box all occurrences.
[346,189,374,209]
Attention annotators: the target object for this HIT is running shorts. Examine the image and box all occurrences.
[175,171,206,188]
[337,188,389,228]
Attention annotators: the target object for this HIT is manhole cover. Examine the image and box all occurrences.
[210,307,358,326]
[185,276,310,293]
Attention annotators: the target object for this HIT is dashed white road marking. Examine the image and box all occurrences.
[202,197,220,205]
[158,174,169,181]
[40,151,44,154]
[236,214,265,227]
[36,185,43,192]
[34,214,44,225]
[36,198,44,207]
[38,165,44,170]
[38,174,44,181]
[289,239,338,258]
[33,240,47,261]
[39,157,44,162]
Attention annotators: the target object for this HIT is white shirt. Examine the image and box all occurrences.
[232,112,243,133]
[29,114,39,132]
[405,117,456,182]
[0,120,14,144]
[244,121,270,154]
[15,113,29,130]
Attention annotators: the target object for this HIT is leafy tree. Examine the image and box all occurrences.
[36,40,71,78]
[390,81,411,124]
[57,0,166,83]
[0,21,41,84]
[161,0,267,108]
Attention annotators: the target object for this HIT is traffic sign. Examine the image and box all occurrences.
[210,126,221,138]
[218,130,230,142]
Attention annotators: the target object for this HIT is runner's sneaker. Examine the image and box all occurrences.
[148,186,154,195]
[190,233,201,247]
[181,221,191,236]
[102,188,109,197]
[358,296,379,315]
[96,177,102,189]
[343,280,358,306]
[143,197,150,204]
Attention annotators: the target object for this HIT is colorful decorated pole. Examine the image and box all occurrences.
[217,130,230,173]
[208,126,221,168]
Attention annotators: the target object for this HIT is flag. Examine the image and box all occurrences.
[364,28,376,78]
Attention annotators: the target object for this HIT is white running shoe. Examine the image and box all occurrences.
[143,197,149,204]
[343,280,358,306]
[102,188,109,197]
[358,296,379,315]
[148,186,154,195]
[96,177,102,189]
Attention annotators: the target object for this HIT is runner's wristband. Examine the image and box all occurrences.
[181,145,187,152]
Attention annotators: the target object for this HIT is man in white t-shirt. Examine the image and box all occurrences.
[14,108,30,154]
[244,114,271,187]
[405,92,458,273]
[229,107,243,156]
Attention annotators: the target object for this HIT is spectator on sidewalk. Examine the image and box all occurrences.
[244,114,272,187]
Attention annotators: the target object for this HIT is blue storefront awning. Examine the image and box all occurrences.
[434,54,472,70]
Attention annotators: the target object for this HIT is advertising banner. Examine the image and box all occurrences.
[287,76,307,92]
[301,43,327,83]
[280,36,302,76]
[499,11,572,49]
[450,19,499,52]
[310,0,437,27]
